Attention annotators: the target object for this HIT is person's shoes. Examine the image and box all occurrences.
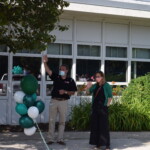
[93,146,101,150]
[57,141,66,145]
[47,141,54,145]
[105,146,110,150]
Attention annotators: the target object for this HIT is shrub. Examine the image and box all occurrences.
[121,73,150,107]
[69,100,92,131]
[109,102,150,131]
[69,74,150,131]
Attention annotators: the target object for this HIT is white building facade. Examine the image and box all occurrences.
[0,0,150,125]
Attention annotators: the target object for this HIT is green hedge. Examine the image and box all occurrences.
[69,100,92,131]
[69,74,150,131]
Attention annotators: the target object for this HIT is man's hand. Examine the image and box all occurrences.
[43,55,48,63]
[43,55,52,76]
[59,89,75,96]
[59,90,66,95]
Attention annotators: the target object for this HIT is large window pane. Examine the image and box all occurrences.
[132,48,150,59]
[131,62,150,79]
[77,45,100,57]
[105,61,127,82]
[13,57,41,81]
[47,43,72,55]
[76,59,101,81]
[46,84,53,96]
[19,49,40,54]
[62,44,72,55]
[106,46,127,58]
[46,58,72,81]
[0,84,7,96]
[0,56,8,80]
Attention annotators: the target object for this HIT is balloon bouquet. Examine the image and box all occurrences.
[14,75,45,136]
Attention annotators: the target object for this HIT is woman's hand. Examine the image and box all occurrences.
[43,55,48,63]
[85,82,92,90]
[107,98,112,107]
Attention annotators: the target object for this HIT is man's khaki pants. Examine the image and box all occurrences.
[48,99,68,142]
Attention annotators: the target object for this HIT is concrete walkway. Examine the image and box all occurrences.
[0,132,150,150]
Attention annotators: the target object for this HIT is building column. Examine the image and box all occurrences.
[127,22,132,84]
[40,51,47,123]
[72,17,77,81]
[7,51,13,124]
[133,61,137,79]
[101,20,105,73]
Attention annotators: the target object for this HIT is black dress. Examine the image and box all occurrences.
[89,84,110,148]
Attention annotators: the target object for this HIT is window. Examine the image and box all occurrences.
[47,43,72,55]
[19,49,41,54]
[0,45,7,52]
[46,58,72,81]
[106,46,127,58]
[13,57,41,81]
[0,84,7,96]
[76,59,101,81]
[46,84,53,96]
[105,61,127,82]
[77,45,100,57]
[0,56,8,80]
[0,56,8,96]
[131,62,150,79]
[132,48,150,59]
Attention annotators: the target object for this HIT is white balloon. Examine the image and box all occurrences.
[24,126,36,136]
[14,91,25,103]
[28,106,39,119]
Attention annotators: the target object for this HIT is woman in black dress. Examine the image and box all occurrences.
[86,71,112,150]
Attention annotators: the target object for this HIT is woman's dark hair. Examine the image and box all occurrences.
[95,71,106,85]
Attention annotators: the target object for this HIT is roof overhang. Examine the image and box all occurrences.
[64,2,150,19]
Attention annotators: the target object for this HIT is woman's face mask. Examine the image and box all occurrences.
[59,70,66,76]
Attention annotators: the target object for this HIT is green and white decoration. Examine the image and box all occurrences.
[14,75,45,136]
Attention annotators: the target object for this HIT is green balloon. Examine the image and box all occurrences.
[19,115,34,128]
[23,95,35,108]
[21,75,38,95]
[34,100,45,114]
[15,103,27,115]
[32,93,37,101]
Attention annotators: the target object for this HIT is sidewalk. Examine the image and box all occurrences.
[0,132,150,150]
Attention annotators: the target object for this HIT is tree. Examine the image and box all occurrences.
[0,0,69,53]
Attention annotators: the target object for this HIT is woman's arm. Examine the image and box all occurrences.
[107,98,112,107]
[107,84,113,106]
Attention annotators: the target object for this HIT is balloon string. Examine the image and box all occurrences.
[35,121,52,150]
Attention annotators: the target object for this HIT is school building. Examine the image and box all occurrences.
[0,0,150,124]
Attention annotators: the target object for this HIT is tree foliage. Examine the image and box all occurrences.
[0,0,69,53]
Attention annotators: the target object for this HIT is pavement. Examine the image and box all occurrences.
[0,131,150,150]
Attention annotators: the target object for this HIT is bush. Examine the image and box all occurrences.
[69,74,150,131]
[121,73,150,107]
[109,102,150,131]
[69,100,92,131]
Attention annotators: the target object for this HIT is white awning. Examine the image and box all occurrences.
[65,2,150,19]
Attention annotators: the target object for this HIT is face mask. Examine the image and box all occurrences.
[59,70,66,76]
